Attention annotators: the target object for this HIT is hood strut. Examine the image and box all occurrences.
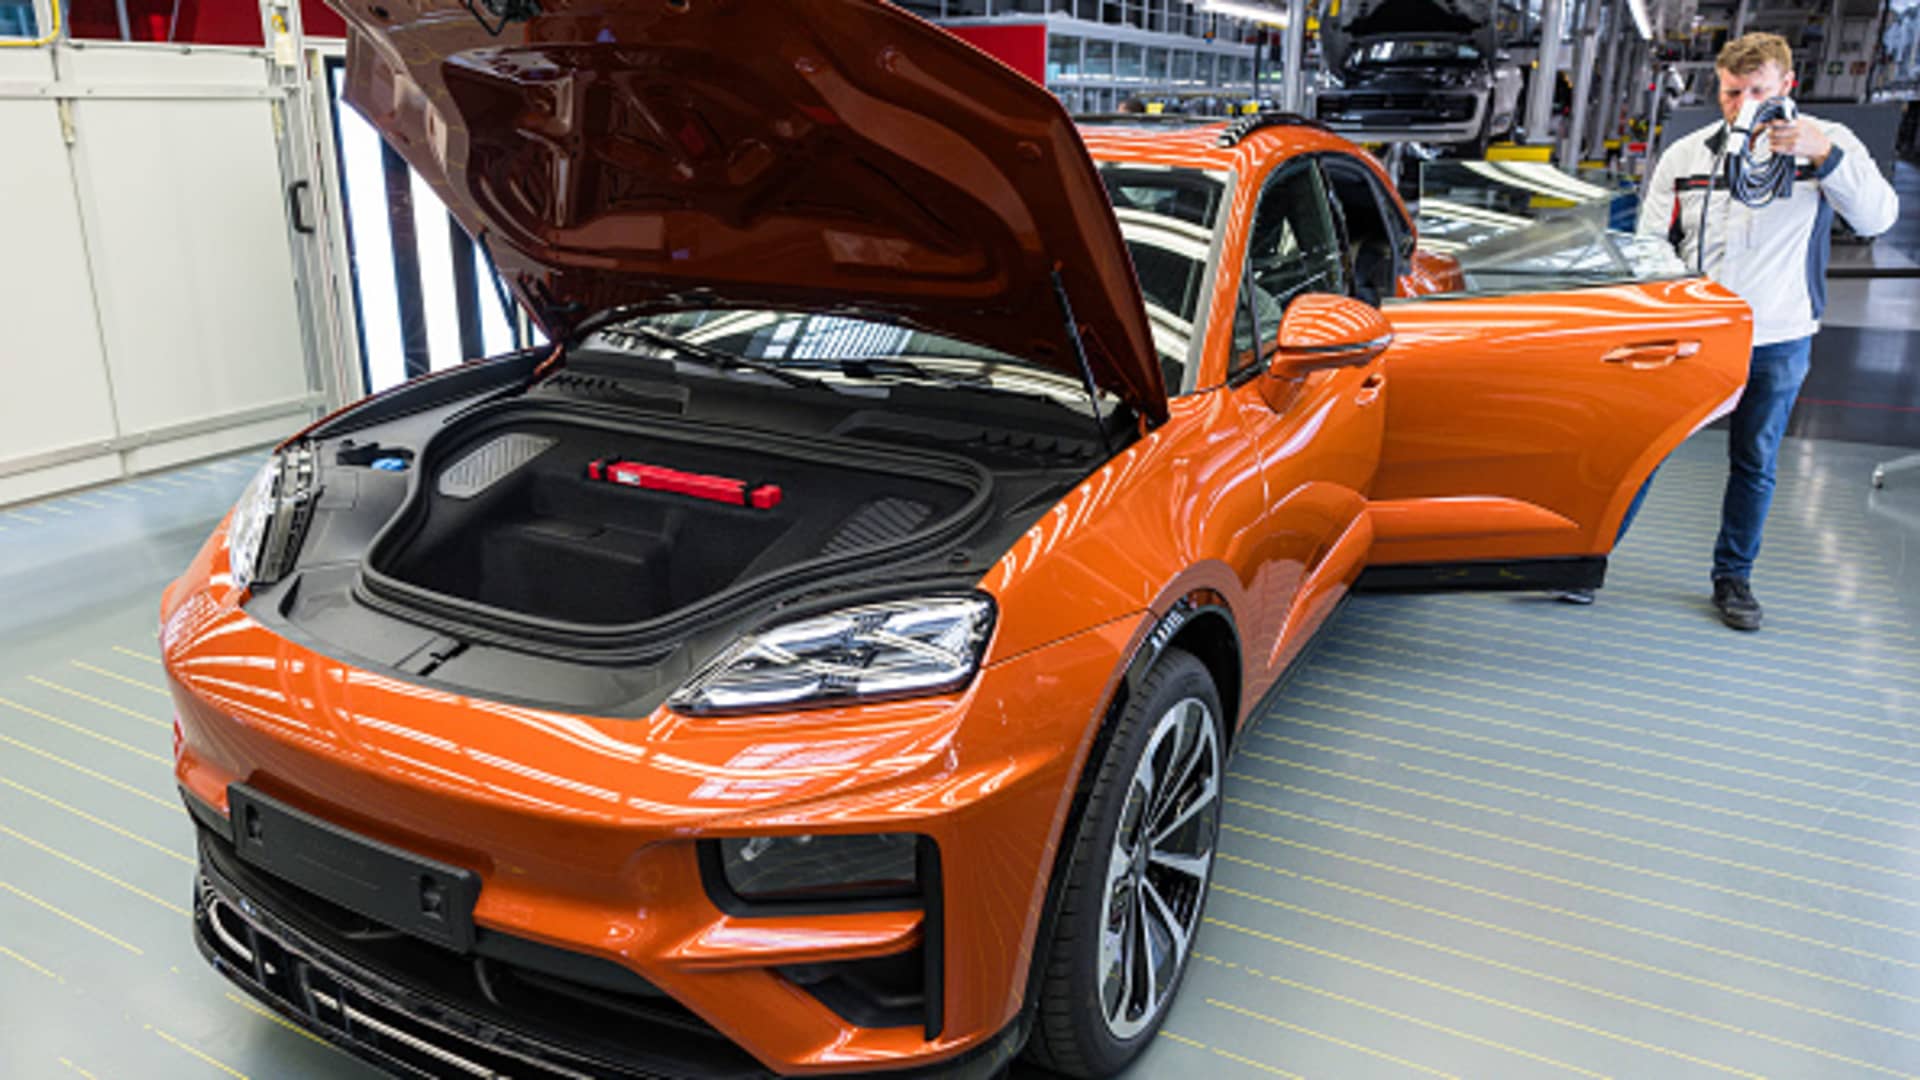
[1051,269,1115,456]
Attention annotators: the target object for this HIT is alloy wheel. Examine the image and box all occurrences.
[1095,696,1221,1039]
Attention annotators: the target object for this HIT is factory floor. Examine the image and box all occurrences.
[1,374,1917,1076]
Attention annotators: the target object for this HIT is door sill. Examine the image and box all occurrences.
[1353,556,1606,593]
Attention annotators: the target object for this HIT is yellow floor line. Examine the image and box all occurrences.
[1342,609,1918,710]
[1602,570,1913,623]
[112,645,162,666]
[1382,756,1920,883]
[1320,631,1920,748]
[1208,920,1768,1079]
[0,732,174,808]
[8,511,46,525]
[1214,851,1920,1045]
[0,695,169,761]
[69,661,170,697]
[1195,953,1602,1078]
[1236,755,1920,906]
[1320,644,1920,762]
[1208,1045,1309,1079]
[1220,821,1920,1006]
[1255,734,1374,761]
[1213,883,1920,1077]
[93,489,136,502]
[36,503,76,516]
[57,1058,101,1080]
[0,775,192,865]
[22,678,170,728]
[1224,804,1920,976]
[225,993,334,1050]
[148,1026,250,1080]
[0,824,190,916]
[0,881,142,954]
[1261,718,1920,858]
[1307,665,1920,793]
[0,942,61,981]
[1379,604,1920,688]
[1282,696,1920,837]
[1205,998,1462,1080]
[1240,779,1920,943]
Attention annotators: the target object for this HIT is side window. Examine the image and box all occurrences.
[1320,157,1404,307]
[1229,164,1345,378]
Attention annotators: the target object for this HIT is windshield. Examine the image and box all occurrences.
[1098,161,1231,394]
[1356,39,1481,63]
[594,162,1231,401]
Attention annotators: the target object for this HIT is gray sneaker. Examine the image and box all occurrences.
[1712,577,1763,631]
[1551,587,1596,605]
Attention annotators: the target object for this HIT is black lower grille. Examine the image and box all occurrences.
[1317,92,1478,123]
[194,827,771,1079]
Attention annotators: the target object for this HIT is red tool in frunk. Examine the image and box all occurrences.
[588,458,784,510]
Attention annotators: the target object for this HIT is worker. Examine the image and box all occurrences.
[1596,32,1896,631]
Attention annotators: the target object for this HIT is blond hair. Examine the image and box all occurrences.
[1717,32,1793,77]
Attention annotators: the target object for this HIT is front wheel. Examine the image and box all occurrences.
[1024,648,1225,1077]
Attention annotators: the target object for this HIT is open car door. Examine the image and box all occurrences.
[1361,277,1751,590]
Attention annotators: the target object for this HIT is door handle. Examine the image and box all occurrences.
[287,180,315,235]
[1356,372,1385,406]
[1602,340,1700,370]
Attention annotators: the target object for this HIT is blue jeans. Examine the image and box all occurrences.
[1612,336,1812,579]
[1712,336,1812,580]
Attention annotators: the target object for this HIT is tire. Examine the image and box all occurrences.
[1023,648,1226,1078]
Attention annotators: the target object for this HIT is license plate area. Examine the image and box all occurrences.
[227,784,479,952]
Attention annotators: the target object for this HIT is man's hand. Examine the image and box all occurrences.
[1765,117,1832,166]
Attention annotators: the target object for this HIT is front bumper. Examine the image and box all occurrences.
[1315,90,1487,145]
[193,808,1027,1080]
[163,536,1139,1076]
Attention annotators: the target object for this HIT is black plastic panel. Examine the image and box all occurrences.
[227,784,480,952]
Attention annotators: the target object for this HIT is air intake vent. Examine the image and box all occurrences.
[438,433,556,500]
[821,498,933,557]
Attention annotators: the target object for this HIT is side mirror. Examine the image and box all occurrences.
[1266,293,1393,381]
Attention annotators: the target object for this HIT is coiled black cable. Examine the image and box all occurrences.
[1695,96,1798,271]
[1725,97,1799,207]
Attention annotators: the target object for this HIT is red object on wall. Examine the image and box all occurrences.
[63,0,342,44]
[940,23,1047,86]
[302,0,347,38]
[67,0,263,45]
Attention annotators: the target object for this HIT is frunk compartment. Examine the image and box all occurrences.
[366,407,984,628]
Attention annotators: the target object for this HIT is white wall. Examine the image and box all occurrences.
[0,43,320,506]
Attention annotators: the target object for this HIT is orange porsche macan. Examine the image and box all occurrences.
[162,2,1752,1078]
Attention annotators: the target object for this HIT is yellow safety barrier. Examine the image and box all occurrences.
[0,0,62,48]
[1486,143,1555,162]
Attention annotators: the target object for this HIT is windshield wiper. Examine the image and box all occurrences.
[614,325,832,391]
[779,356,992,389]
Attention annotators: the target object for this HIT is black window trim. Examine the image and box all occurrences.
[1314,151,1415,286]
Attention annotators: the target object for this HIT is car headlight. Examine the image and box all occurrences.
[226,445,318,593]
[670,596,994,714]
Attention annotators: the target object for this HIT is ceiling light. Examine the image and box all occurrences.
[1198,0,1289,27]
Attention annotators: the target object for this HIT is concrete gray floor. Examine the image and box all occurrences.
[1,430,1918,1080]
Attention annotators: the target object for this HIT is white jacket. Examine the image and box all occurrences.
[1636,116,1899,346]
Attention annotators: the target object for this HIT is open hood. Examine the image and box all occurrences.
[1321,0,1498,71]
[333,0,1165,421]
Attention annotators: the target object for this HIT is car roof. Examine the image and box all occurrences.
[1078,116,1401,204]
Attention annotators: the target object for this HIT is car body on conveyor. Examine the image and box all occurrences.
[1313,0,1525,151]
[163,2,1752,1077]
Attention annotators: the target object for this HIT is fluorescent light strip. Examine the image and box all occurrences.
[1198,0,1288,27]
[333,68,406,393]
[409,171,465,371]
